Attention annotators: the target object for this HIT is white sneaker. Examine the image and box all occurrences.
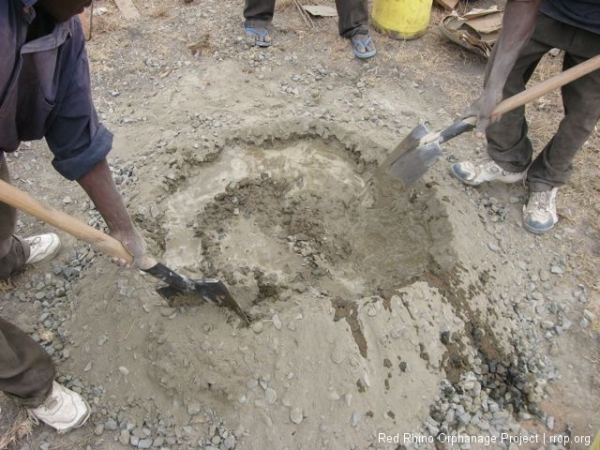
[451,158,526,186]
[523,188,559,234]
[24,233,61,265]
[28,381,91,434]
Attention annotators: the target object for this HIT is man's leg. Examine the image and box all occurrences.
[0,153,30,280]
[243,0,275,47]
[485,33,554,172]
[335,0,368,37]
[527,42,600,191]
[335,0,375,59]
[451,14,560,186]
[0,317,55,408]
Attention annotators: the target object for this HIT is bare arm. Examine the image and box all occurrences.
[77,159,155,269]
[467,0,541,134]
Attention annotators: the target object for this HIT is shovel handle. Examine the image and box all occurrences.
[492,53,600,117]
[0,179,134,264]
[431,54,600,145]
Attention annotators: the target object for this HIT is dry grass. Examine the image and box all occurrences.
[0,280,10,293]
[0,403,33,450]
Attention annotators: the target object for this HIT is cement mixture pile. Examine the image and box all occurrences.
[1,1,599,450]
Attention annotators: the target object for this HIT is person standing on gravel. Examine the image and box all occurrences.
[243,0,377,59]
[450,0,600,234]
[1,0,150,433]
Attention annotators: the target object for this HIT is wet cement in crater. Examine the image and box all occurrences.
[161,138,453,326]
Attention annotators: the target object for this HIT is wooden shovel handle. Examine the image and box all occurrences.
[493,53,600,116]
[434,53,600,144]
[0,179,134,264]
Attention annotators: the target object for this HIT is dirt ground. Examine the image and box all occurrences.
[1,0,599,449]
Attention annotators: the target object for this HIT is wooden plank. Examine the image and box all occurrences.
[113,0,140,20]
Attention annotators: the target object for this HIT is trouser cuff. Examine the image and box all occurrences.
[244,19,271,29]
[0,236,30,280]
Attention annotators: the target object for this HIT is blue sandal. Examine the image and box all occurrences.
[244,25,272,48]
[352,31,376,59]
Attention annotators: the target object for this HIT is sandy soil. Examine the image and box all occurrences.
[1,0,599,449]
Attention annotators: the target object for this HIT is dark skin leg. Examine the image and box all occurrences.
[351,33,375,57]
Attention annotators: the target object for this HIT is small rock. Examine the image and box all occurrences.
[119,430,130,445]
[331,346,345,364]
[541,320,555,330]
[188,403,202,415]
[138,438,152,449]
[351,411,362,427]
[390,326,405,339]
[488,242,501,252]
[290,407,303,424]
[160,307,176,317]
[265,388,277,405]
[224,434,236,449]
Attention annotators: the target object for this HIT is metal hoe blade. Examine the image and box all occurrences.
[156,280,250,325]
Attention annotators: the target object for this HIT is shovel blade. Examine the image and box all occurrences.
[387,141,444,187]
[194,279,250,325]
[156,279,250,325]
[381,124,431,170]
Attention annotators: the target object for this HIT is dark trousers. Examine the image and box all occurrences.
[0,153,29,280]
[0,317,55,407]
[0,154,54,407]
[486,13,600,192]
[244,0,368,38]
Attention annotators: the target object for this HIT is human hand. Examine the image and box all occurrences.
[462,87,503,138]
[110,227,156,271]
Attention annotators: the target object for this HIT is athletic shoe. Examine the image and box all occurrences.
[523,188,559,234]
[24,233,61,264]
[451,158,526,186]
[28,381,91,434]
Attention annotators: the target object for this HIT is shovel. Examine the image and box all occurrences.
[382,53,600,187]
[0,179,249,324]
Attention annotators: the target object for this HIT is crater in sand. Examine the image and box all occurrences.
[158,134,455,318]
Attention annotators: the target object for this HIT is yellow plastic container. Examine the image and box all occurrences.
[590,431,600,450]
[371,0,433,40]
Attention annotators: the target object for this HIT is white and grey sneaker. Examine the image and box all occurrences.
[523,188,559,234]
[24,233,61,265]
[28,381,91,434]
[451,158,526,186]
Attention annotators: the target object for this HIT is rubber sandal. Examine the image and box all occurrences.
[244,26,272,48]
[352,32,377,59]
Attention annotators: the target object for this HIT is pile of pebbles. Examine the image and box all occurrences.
[420,343,560,449]
[403,186,599,449]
